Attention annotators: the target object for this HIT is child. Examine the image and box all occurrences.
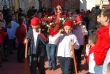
[73,15,88,71]
[57,20,79,74]
[24,17,47,74]
[46,5,62,70]
[0,22,7,67]
[16,16,27,63]
[86,8,110,74]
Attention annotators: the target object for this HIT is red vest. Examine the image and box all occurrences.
[0,30,7,44]
[16,24,26,44]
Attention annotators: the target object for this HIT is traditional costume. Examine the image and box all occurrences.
[26,17,47,74]
[57,20,79,74]
[16,21,27,62]
[73,15,88,71]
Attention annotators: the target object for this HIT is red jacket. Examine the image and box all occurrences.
[16,24,26,44]
[89,25,110,65]
[0,29,7,44]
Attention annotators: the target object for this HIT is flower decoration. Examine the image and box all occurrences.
[42,15,65,29]
[41,14,73,36]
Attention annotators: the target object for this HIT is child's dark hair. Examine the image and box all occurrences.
[18,16,25,25]
[101,8,110,21]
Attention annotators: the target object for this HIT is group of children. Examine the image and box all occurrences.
[24,7,110,74]
[0,4,110,74]
[24,17,80,74]
[24,5,88,74]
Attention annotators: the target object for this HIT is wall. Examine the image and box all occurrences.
[19,0,39,12]
[80,0,96,11]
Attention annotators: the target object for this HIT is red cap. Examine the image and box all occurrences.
[74,15,83,23]
[64,20,73,27]
[31,17,40,26]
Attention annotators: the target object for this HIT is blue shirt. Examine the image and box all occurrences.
[7,21,19,39]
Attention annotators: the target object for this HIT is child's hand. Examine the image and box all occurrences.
[86,44,91,49]
[86,44,90,56]
[24,38,28,44]
[59,29,64,33]
[90,43,95,47]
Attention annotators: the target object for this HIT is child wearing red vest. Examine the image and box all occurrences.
[0,23,7,67]
[16,16,27,63]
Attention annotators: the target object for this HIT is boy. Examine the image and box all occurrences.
[57,20,79,74]
[24,17,47,74]
[73,15,88,71]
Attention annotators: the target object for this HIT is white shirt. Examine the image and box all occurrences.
[57,33,79,57]
[48,33,61,45]
[86,47,95,73]
[103,48,110,74]
[33,29,38,47]
[89,53,95,73]
[7,21,19,39]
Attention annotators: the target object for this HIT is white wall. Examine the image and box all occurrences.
[19,0,39,12]
[80,0,96,11]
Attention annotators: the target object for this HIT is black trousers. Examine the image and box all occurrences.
[28,55,45,74]
[75,45,84,71]
[17,43,25,62]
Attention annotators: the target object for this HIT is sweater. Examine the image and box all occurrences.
[89,25,110,65]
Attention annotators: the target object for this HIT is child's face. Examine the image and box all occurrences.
[97,15,101,23]
[0,12,3,20]
[32,25,40,30]
[99,13,108,26]
[64,26,72,35]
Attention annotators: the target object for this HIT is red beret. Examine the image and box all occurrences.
[74,15,83,23]
[64,20,73,27]
[31,17,40,26]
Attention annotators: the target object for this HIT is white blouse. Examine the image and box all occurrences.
[48,33,61,45]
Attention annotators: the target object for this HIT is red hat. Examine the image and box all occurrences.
[64,20,73,27]
[31,17,40,26]
[74,15,83,23]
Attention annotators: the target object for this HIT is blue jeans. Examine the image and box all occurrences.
[46,44,57,69]
[58,57,74,74]
[94,65,103,74]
